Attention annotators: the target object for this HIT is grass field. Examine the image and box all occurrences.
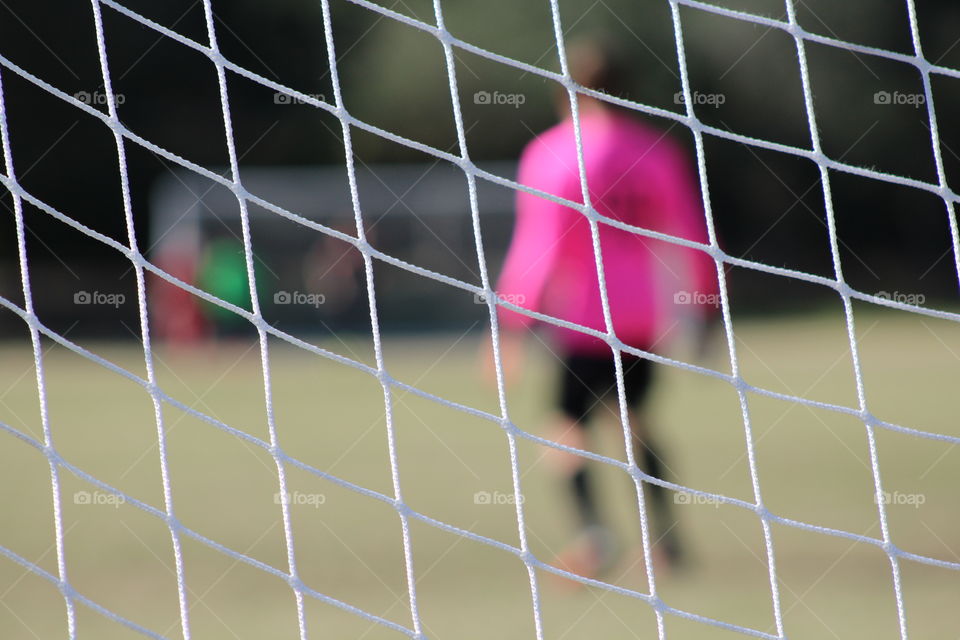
[2,308,960,639]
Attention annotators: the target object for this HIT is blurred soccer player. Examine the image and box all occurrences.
[197,235,260,338]
[492,40,719,579]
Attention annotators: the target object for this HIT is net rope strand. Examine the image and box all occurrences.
[548,0,669,636]
[87,2,194,638]
[903,0,960,298]
[429,0,547,636]
[0,67,78,639]
[199,1,312,636]
[669,3,790,636]
[0,0,957,638]
[784,1,909,637]
[317,0,426,636]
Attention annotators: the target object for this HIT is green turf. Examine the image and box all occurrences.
[1,308,959,639]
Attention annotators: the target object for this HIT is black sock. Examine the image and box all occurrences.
[570,467,601,530]
[639,443,684,561]
[641,444,669,522]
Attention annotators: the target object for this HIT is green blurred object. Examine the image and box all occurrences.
[197,237,260,328]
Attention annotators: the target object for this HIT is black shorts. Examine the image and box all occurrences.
[557,353,655,424]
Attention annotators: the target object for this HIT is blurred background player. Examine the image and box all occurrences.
[196,234,263,339]
[492,39,719,580]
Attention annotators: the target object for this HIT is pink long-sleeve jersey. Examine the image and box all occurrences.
[496,109,719,355]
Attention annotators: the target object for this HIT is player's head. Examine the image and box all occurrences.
[557,36,630,116]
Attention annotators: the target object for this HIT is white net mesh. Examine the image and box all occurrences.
[1,0,959,638]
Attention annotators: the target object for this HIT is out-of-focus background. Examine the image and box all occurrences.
[2,0,960,638]
[2,0,960,334]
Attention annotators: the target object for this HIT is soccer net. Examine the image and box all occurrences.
[1,0,959,639]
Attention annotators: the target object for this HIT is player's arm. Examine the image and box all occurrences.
[480,142,569,385]
[663,153,718,301]
[662,149,722,357]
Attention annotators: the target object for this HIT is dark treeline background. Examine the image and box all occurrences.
[1,0,959,338]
